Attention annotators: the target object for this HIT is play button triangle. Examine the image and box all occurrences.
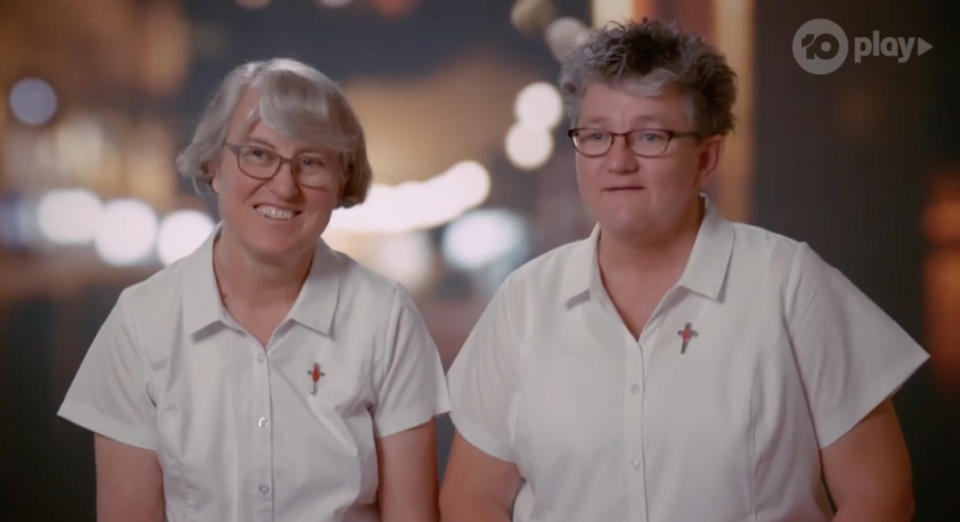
[918,38,933,56]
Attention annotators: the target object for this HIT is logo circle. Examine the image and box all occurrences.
[792,18,848,75]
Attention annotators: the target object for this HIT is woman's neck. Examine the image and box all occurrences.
[212,230,313,308]
[598,197,704,280]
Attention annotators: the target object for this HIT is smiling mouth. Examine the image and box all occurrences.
[255,204,300,220]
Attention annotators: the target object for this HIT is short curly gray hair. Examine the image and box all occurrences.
[176,58,372,208]
[559,19,736,137]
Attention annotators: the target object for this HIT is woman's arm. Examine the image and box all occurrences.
[376,419,440,522]
[94,433,164,522]
[821,400,915,522]
[439,431,522,522]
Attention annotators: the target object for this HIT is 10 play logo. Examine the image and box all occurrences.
[793,18,933,75]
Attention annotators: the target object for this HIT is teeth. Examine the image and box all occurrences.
[256,205,295,220]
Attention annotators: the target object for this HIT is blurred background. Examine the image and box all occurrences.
[0,0,957,519]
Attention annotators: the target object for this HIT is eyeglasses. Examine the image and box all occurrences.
[223,143,339,189]
[567,128,700,158]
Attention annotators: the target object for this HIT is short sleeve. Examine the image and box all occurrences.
[446,278,520,462]
[57,291,159,450]
[371,285,451,438]
[786,244,928,448]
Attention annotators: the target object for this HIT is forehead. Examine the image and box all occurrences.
[578,83,692,128]
[225,87,323,151]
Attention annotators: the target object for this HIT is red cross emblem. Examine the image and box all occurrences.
[308,363,325,395]
[677,322,698,354]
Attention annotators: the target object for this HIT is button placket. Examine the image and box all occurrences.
[250,339,275,521]
[625,337,649,521]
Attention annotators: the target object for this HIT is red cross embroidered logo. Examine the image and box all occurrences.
[677,322,698,354]
[308,363,326,395]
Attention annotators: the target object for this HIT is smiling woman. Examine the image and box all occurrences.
[57,58,449,522]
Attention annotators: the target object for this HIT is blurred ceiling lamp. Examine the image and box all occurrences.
[362,231,435,293]
[370,0,419,18]
[923,175,960,393]
[235,0,272,9]
[0,195,36,249]
[545,17,591,61]
[36,188,103,245]
[140,1,191,96]
[157,210,215,266]
[515,82,564,130]
[9,77,58,126]
[94,199,158,266]
[511,0,555,34]
[316,0,354,7]
[442,208,528,271]
[329,160,490,233]
[591,0,638,28]
[505,122,554,171]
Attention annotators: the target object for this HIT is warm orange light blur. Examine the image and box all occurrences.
[924,172,960,394]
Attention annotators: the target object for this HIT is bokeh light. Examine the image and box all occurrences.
[515,82,564,130]
[545,17,591,61]
[94,199,158,266]
[9,77,58,126]
[234,0,272,9]
[157,210,215,266]
[36,188,103,245]
[505,123,554,170]
[362,231,435,293]
[442,209,529,271]
[329,160,491,233]
[316,0,354,7]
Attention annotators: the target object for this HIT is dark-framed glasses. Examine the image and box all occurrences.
[567,128,700,158]
[223,143,339,189]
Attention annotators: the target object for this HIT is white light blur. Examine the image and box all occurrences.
[234,0,272,9]
[36,188,103,244]
[505,123,554,171]
[515,82,564,130]
[545,17,591,61]
[157,210,215,266]
[329,160,491,233]
[316,0,353,7]
[0,194,38,248]
[510,0,555,34]
[94,199,158,266]
[442,209,528,271]
[362,231,435,293]
[9,77,58,126]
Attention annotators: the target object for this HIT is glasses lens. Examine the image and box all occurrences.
[295,154,336,188]
[237,146,278,178]
[572,129,612,156]
[628,129,670,156]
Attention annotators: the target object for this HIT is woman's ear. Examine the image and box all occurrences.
[695,135,725,189]
[206,162,221,195]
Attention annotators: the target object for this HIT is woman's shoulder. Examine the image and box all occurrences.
[116,256,194,312]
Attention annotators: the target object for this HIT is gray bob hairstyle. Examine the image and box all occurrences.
[176,58,372,208]
[559,19,737,137]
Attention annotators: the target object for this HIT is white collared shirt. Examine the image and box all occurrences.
[59,232,450,522]
[447,200,928,522]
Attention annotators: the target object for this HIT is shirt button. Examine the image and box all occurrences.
[257,353,265,363]
[257,416,269,428]
[630,384,641,394]
[259,484,270,495]
[631,459,642,470]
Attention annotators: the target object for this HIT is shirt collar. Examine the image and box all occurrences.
[181,228,342,336]
[285,240,341,336]
[675,198,735,301]
[181,227,231,334]
[561,195,735,305]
